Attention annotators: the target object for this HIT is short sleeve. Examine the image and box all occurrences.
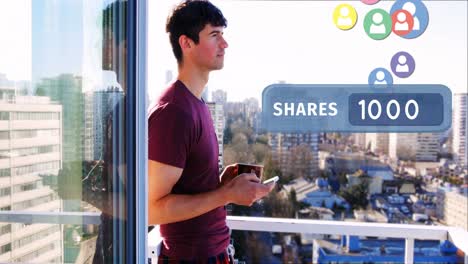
[148,103,195,168]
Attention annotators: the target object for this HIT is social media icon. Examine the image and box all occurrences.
[390,0,429,39]
[333,4,358,30]
[364,9,392,40]
[392,9,414,36]
[369,67,394,86]
[361,0,380,5]
[390,51,415,78]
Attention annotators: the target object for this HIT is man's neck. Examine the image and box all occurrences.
[177,65,209,100]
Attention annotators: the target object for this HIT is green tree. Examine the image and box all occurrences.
[256,134,269,145]
[338,178,369,210]
[263,154,283,181]
[263,192,294,218]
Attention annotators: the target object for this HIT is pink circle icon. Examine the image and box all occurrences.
[361,0,380,5]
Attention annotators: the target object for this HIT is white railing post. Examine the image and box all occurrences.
[404,238,414,264]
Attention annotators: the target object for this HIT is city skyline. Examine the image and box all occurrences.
[0,0,466,262]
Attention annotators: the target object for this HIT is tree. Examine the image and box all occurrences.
[223,133,255,164]
[338,178,369,210]
[263,154,283,181]
[256,134,269,145]
[252,143,269,164]
[290,189,300,213]
[263,192,294,218]
[285,144,313,179]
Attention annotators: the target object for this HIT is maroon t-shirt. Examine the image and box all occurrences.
[148,80,230,259]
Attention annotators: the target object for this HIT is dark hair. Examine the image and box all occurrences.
[166,0,227,64]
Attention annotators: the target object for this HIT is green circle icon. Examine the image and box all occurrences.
[364,9,392,40]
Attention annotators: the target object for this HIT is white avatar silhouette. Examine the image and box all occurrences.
[402,2,420,30]
[370,13,386,34]
[396,55,409,73]
[395,12,409,31]
[337,6,352,26]
[374,71,388,85]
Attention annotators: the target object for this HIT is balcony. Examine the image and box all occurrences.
[0,212,466,263]
[150,216,468,264]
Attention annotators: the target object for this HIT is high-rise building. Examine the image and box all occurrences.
[0,85,63,263]
[211,89,227,105]
[353,133,367,150]
[35,74,83,163]
[365,133,389,155]
[268,133,319,178]
[83,92,94,161]
[90,71,124,161]
[389,133,440,162]
[436,186,468,231]
[207,102,225,171]
[452,93,467,169]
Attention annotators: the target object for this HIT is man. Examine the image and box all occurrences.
[148,0,275,262]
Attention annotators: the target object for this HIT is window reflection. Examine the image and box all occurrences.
[0,0,129,262]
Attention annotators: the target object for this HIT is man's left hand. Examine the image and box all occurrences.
[219,164,238,186]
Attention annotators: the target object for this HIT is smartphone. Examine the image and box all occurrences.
[263,176,279,185]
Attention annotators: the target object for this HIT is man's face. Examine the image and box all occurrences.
[190,24,228,71]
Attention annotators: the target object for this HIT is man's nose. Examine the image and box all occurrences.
[221,36,228,48]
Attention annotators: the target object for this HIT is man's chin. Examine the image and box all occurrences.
[210,64,224,71]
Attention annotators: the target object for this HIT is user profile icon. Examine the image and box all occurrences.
[333,4,358,30]
[361,0,380,5]
[369,67,393,87]
[390,51,415,78]
[390,0,429,39]
[392,9,414,36]
[364,9,392,40]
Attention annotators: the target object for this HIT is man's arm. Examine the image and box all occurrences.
[148,160,274,225]
[148,159,227,225]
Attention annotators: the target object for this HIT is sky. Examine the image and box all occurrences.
[148,1,467,103]
[0,0,466,103]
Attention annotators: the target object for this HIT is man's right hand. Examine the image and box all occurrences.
[220,172,275,206]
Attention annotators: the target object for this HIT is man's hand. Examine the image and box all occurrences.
[220,172,275,206]
[219,163,238,186]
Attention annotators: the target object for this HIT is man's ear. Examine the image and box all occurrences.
[179,35,193,52]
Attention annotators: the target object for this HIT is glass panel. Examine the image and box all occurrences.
[0,0,131,262]
[0,223,100,263]
[149,0,467,261]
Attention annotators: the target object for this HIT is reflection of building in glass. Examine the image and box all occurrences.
[365,133,389,155]
[269,133,319,178]
[35,74,83,163]
[452,93,467,169]
[389,133,440,162]
[89,71,124,161]
[207,102,225,171]
[0,84,63,263]
[83,92,94,162]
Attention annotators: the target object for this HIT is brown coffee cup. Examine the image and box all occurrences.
[236,163,264,181]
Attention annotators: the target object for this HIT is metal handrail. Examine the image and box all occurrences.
[226,216,468,264]
[0,211,101,225]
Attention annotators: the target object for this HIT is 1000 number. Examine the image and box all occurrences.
[358,99,419,120]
